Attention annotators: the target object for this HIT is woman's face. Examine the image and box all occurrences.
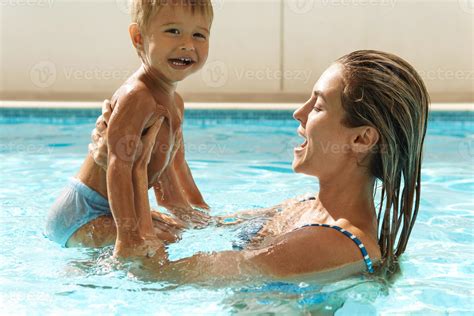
[292,63,354,178]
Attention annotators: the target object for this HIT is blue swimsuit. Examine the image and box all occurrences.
[232,199,375,274]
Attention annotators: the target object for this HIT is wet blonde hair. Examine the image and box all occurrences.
[131,0,214,33]
[337,50,429,272]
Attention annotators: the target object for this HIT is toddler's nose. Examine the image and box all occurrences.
[180,45,195,52]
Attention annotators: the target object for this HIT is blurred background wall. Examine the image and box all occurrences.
[0,0,472,103]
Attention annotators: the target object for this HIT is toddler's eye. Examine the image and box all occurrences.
[193,33,207,40]
[165,29,180,35]
[313,106,322,112]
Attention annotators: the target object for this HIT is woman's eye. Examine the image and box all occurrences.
[193,33,206,40]
[313,106,322,112]
[165,29,180,35]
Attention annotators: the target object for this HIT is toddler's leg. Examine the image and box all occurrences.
[66,215,116,247]
[66,214,183,247]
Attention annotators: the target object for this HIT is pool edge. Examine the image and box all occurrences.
[0,101,473,111]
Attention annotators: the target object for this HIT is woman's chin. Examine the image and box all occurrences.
[292,159,303,173]
[292,157,315,176]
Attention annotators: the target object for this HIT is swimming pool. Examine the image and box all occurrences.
[0,108,472,314]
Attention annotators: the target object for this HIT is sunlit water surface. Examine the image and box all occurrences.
[0,110,472,314]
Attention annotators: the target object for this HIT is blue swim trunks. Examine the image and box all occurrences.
[44,177,111,247]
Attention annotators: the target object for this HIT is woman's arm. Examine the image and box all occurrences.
[140,224,365,284]
[215,197,298,226]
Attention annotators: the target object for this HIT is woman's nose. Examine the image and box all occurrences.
[293,105,306,125]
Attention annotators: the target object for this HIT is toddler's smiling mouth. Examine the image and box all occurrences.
[168,57,195,68]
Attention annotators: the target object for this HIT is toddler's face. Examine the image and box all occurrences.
[142,4,211,82]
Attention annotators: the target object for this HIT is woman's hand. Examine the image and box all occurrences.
[89,99,113,171]
[135,117,164,169]
[167,207,212,229]
[151,210,186,243]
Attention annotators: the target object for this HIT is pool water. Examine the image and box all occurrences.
[0,110,473,314]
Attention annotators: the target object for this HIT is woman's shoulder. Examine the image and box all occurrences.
[333,218,382,264]
[252,217,381,276]
[249,222,375,277]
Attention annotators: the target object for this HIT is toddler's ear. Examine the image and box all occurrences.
[129,23,143,49]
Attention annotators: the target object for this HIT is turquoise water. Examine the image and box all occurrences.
[0,110,473,314]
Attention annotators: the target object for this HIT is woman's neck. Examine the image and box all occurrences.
[314,170,378,236]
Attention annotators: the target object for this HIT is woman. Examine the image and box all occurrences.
[72,50,429,280]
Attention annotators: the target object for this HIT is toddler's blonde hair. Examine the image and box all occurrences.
[131,0,214,33]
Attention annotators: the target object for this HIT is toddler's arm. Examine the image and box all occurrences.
[153,167,210,228]
[172,130,209,209]
[106,91,162,258]
[131,117,166,257]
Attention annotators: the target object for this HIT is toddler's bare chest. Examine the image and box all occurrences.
[146,119,181,183]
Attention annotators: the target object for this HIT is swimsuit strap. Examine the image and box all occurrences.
[298,223,374,273]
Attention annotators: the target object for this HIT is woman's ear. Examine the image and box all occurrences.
[351,126,379,154]
[129,23,143,50]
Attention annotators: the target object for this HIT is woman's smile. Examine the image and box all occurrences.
[294,129,308,153]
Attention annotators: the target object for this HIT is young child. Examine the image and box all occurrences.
[45,0,213,258]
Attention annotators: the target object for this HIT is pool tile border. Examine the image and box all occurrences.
[0,107,472,122]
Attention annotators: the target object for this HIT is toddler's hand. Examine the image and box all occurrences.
[192,201,211,210]
[113,234,165,259]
